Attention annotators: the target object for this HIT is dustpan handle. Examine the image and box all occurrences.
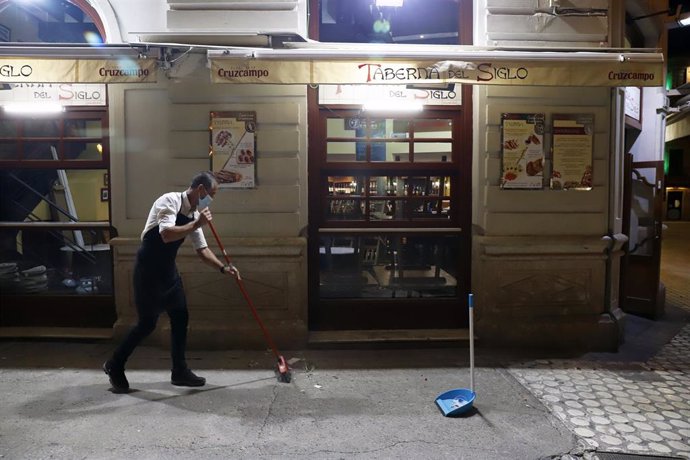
[469,293,474,392]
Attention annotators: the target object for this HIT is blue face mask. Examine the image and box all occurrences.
[198,191,213,211]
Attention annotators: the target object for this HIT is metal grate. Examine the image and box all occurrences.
[596,452,686,460]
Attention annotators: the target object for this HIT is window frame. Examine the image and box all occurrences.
[0,107,109,170]
[315,108,464,229]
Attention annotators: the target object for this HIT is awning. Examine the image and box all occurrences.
[208,44,664,87]
[0,45,157,83]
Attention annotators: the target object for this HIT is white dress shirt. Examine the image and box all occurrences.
[140,191,208,250]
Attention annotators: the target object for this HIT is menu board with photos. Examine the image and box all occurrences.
[500,113,545,189]
[210,111,256,188]
[624,87,641,127]
[551,114,594,191]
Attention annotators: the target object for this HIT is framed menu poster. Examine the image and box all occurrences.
[551,114,594,191]
[210,111,256,188]
[500,113,545,189]
[624,87,642,129]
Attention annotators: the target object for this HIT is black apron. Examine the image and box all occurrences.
[133,194,194,313]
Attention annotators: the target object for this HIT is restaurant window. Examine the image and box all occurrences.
[309,108,471,330]
[0,2,114,328]
[316,111,464,297]
[0,110,113,300]
[324,117,455,221]
[318,0,462,44]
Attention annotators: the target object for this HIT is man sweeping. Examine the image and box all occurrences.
[103,171,236,393]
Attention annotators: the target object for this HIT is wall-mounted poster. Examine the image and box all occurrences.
[500,113,545,189]
[551,114,594,191]
[210,111,256,188]
[624,87,642,129]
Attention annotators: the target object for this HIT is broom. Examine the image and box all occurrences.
[207,220,291,383]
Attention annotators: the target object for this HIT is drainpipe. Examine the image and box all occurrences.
[601,234,615,325]
[602,232,629,346]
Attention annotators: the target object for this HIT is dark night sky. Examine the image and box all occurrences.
[668,0,690,57]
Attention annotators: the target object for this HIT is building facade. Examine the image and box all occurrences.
[0,0,671,351]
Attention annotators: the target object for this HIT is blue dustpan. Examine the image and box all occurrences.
[435,293,476,417]
[435,388,476,416]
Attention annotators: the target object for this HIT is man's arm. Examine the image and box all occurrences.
[196,247,238,276]
[160,208,211,243]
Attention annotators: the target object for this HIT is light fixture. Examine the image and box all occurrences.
[363,101,423,112]
[406,83,455,92]
[0,44,147,59]
[231,48,662,63]
[630,5,690,28]
[2,103,65,114]
[376,0,403,7]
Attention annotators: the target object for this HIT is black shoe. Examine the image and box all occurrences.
[171,368,206,387]
[103,360,129,393]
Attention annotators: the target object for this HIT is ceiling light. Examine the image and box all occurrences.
[376,0,404,6]
[363,101,423,112]
[3,103,65,114]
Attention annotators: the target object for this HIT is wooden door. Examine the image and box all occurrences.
[621,156,665,318]
[307,99,472,330]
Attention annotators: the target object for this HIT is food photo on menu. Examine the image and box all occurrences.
[500,113,545,189]
[215,169,243,184]
[551,114,594,191]
[210,111,257,188]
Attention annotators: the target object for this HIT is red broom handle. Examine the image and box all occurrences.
[207,220,282,359]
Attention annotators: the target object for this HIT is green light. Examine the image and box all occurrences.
[373,19,390,34]
[664,147,669,175]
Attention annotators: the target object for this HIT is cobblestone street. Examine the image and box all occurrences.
[509,222,690,459]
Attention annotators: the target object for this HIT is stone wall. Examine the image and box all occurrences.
[472,0,625,350]
[111,237,307,349]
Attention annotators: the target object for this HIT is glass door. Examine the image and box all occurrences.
[308,104,471,330]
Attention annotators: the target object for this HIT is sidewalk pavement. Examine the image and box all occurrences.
[510,222,690,459]
[0,226,688,460]
[1,312,686,460]
[509,316,690,459]
[0,343,578,460]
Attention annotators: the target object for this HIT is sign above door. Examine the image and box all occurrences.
[208,47,664,87]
